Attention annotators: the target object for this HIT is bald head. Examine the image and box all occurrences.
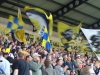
[80,66,95,75]
[18,52,24,59]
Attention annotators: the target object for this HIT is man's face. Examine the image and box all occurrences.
[27,56,32,62]
[23,47,26,50]
[4,54,8,58]
[2,49,5,52]
[67,56,71,61]
[64,55,67,59]
[9,45,12,48]
[33,56,40,62]
[58,60,63,66]
[12,42,15,46]
[52,54,55,58]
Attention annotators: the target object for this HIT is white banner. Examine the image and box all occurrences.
[81,28,100,52]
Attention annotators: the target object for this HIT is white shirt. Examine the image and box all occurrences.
[54,66,65,75]
[97,70,100,75]
[9,53,14,59]
[0,57,10,75]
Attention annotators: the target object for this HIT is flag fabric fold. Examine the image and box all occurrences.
[7,8,26,43]
[0,26,11,34]
[14,29,26,43]
[81,28,100,52]
[18,7,24,26]
[24,6,53,37]
[58,22,82,45]
[42,26,51,51]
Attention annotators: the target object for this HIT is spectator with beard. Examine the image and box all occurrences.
[29,53,46,75]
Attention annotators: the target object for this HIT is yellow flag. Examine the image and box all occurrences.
[24,6,53,37]
[58,22,82,44]
[14,29,26,43]
[18,8,24,26]
[57,22,88,52]
[0,26,11,34]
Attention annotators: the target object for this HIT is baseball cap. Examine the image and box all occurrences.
[32,53,41,57]
[58,57,63,60]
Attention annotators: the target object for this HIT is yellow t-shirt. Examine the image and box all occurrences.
[5,48,10,53]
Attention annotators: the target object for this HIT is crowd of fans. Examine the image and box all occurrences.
[0,34,100,75]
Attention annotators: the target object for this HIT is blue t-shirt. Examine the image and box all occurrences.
[0,68,5,74]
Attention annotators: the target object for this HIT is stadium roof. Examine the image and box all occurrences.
[0,0,100,32]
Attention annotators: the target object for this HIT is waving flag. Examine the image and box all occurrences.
[42,26,51,51]
[7,8,24,32]
[0,26,11,34]
[14,29,26,43]
[81,28,100,52]
[58,22,82,45]
[17,7,24,26]
[7,8,26,43]
[24,6,53,37]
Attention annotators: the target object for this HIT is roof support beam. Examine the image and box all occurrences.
[47,0,63,6]
[73,9,99,20]
[88,20,100,29]
[85,2,100,29]
[0,6,26,16]
[6,0,51,12]
[50,0,90,26]
[18,0,78,26]
[51,0,98,20]
[85,2,100,11]
[0,0,8,5]
[0,2,57,32]
[53,0,88,20]
[6,0,24,8]
[5,1,79,29]
[49,0,99,20]
[63,16,89,26]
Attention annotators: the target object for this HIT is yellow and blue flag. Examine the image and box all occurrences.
[24,6,53,38]
[7,8,24,32]
[42,26,51,51]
